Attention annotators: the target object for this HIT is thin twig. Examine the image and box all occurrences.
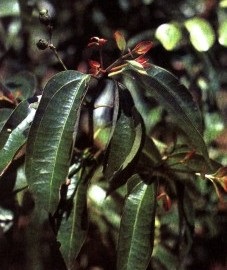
[49,44,67,70]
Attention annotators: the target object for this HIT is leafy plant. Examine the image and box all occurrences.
[0,3,227,270]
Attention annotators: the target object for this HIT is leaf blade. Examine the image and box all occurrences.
[123,66,209,164]
[25,70,90,214]
[117,175,157,270]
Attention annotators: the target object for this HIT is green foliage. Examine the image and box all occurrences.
[0,1,227,270]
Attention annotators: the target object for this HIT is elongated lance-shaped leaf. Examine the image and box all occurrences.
[58,162,97,269]
[0,100,29,149]
[117,174,157,270]
[103,84,145,194]
[0,101,35,176]
[122,66,210,165]
[25,71,90,214]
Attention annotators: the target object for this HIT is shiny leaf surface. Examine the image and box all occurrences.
[25,71,90,214]
[117,174,157,270]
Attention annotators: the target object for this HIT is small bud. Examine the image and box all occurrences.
[36,39,49,50]
[39,9,51,26]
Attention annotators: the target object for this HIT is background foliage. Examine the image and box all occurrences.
[0,0,227,270]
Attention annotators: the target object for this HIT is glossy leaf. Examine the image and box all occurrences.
[117,174,157,270]
[0,101,33,175]
[184,17,215,51]
[122,66,210,165]
[25,71,90,214]
[0,100,29,149]
[5,71,37,100]
[104,85,145,193]
[155,23,182,50]
[93,78,120,149]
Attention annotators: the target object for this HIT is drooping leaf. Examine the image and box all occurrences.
[152,245,178,270]
[117,174,157,270]
[58,163,95,269]
[0,100,29,149]
[184,17,215,51]
[155,23,182,50]
[0,101,34,175]
[0,108,12,130]
[93,78,120,149]
[5,71,37,100]
[122,66,210,165]
[25,71,90,215]
[176,182,194,261]
[103,85,145,193]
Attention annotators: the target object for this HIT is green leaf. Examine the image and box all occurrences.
[152,245,178,270]
[114,31,127,52]
[184,17,215,51]
[0,100,29,149]
[117,174,157,270]
[0,108,12,130]
[123,66,210,165]
[176,183,194,261]
[104,85,145,193]
[5,71,37,100]
[0,100,32,175]
[0,0,19,17]
[155,23,182,50]
[220,0,227,7]
[58,165,93,269]
[25,70,90,214]
[218,20,227,47]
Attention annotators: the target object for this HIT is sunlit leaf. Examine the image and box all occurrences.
[25,71,90,214]
[155,23,182,50]
[184,17,215,51]
[117,175,157,270]
[0,0,19,17]
[218,20,227,47]
[122,66,210,165]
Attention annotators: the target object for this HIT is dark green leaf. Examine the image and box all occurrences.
[176,183,194,261]
[5,71,37,100]
[58,165,93,269]
[25,71,90,214]
[0,100,33,175]
[0,100,29,149]
[123,66,210,165]
[152,245,178,270]
[0,108,12,130]
[117,174,157,270]
[104,85,145,193]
